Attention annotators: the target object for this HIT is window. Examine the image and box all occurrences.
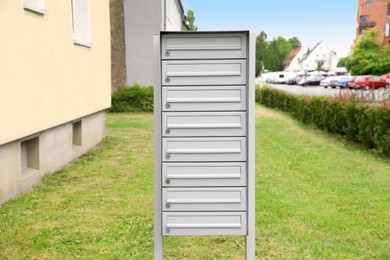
[366,0,372,7]
[23,0,46,15]
[71,0,92,47]
[360,16,369,23]
[72,121,82,146]
[21,137,40,175]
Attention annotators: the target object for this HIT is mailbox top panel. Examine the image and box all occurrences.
[161,32,248,60]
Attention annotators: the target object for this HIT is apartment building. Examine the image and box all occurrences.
[110,0,187,90]
[0,1,111,204]
[357,0,390,45]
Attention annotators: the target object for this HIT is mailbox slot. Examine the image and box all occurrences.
[162,86,247,111]
[163,187,246,211]
[162,162,246,187]
[162,60,247,86]
[162,137,246,162]
[163,112,246,137]
[163,212,247,236]
[162,33,247,60]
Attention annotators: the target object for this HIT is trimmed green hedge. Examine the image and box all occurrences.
[258,87,390,156]
[110,84,154,112]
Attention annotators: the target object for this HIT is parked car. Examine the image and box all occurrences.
[329,76,343,88]
[337,76,355,89]
[348,78,356,89]
[381,73,390,83]
[286,77,298,85]
[353,75,389,90]
[298,75,323,87]
[321,76,341,88]
[320,77,331,88]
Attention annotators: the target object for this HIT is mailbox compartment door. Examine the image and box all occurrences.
[163,212,247,236]
[163,112,246,137]
[162,60,246,86]
[163,187,246,211]
[162,86,246,112]
[162,33,247,60]
[162,162,246,187]
[162,137,246,162]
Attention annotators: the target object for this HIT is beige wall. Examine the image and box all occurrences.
[0,0,111,146]
[0,111,106,203]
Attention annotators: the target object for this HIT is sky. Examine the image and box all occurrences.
[184,0,357,58]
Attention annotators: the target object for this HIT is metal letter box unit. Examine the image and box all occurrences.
[154,31,255,259]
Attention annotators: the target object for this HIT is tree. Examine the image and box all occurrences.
[255,31,268,75]
[187,9,198,31]
[288,37,301,49]
[255,31,301,73]
[337,56,349,68]
[316,61,324,71]
[348,29,390,75]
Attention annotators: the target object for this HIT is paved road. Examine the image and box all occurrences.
[256,80,389,102]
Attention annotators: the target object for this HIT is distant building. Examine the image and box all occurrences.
[283,46,302,72]
[0,1,111,204]
[284,42,338,72]
[356,0,390,46]
[110,0,188,90]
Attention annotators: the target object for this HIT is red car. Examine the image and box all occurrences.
[353,75,389,90]
[381,73,390,83]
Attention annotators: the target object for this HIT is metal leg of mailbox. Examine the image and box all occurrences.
[154,33,164,260]
[245,32,256,260]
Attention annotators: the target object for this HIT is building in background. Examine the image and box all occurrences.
[284,42,338,72]
[110,0,187,90]
[0,0,111,204]
[283,46,303,72]
[357,0,390,46]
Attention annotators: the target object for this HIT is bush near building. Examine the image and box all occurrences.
[110,84,154,112]
[257,87,390,156]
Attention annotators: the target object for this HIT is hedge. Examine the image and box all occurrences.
[110,84,154,112]
[258,87,390,156]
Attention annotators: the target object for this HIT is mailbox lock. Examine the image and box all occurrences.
[165,77,170,83]
[166,154,171,159]
[165,228,171,233]
[165,51,171,57]
[165,103,171,109]
[165,179,171,184]
[165,204,171,209]
[166,129,171,134]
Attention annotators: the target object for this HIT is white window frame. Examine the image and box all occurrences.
[71,0,92,48]
[23,0,47,15]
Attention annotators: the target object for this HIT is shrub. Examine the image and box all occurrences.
[258,87,390,156]
[110,84,154,112]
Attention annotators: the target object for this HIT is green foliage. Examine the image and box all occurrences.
[110,84,154,112]
[186,9,198,31]
[349,29,390,75]
[258,87,390,156]
[337,56,350,68]
[255,31,268,75]
[255,31,301,75]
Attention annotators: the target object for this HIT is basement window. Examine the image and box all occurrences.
[21,137,40,175]
[71,0,92,47]
[72,121,82,146]
[23,0,47,15]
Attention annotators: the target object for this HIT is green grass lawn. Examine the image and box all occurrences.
[0,105,389,259]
